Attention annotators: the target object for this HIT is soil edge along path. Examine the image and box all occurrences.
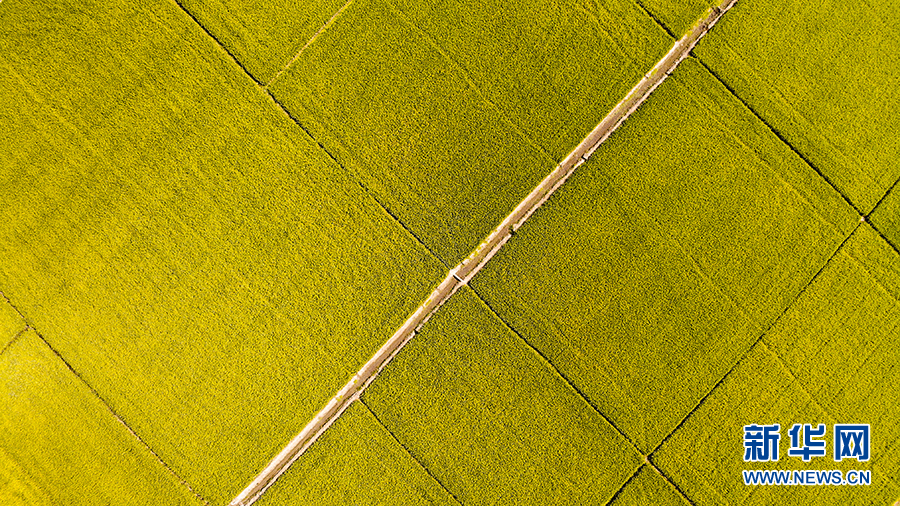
[230,2,738,504]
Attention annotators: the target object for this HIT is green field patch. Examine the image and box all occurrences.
[609,466,688,506]
[871,182,900,251]
[653,341,898,505]
[0,1,443,503]
[0,297,24,350]
[257,401,455,506]
[695,1,900,213]
[268,0,555,264]
[762,224,900,481]
[471,57,857,452]
[0,330,202,505]
[389,0,671,160]
[635,0,718,37]
[363,287,642,504]
[177,0,348,84]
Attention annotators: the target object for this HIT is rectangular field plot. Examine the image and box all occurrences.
[694,0,900,213]
[363,287,643,505]
[871,181,900,251]
[0,1,443,503]
[256,402,456,506]
[0,330,201,506]
[471,57,858,453]
[608,466,688,506]
[653,341,898,505]
[268,0,669,264]
[762,224,900,481]
[177,0,348,84]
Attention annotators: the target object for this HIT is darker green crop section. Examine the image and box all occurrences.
[268,0,670,264]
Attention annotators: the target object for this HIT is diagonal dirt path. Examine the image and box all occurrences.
[230,1,738,504]
[264,0,356,88]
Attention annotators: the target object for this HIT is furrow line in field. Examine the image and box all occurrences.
[867,176,900,255]
[167,0,264,86]
[693,57,865,217]
[646,460,698,505]
[603,464,646,506]
[0,291,210,505]
[230,2,738,505]
[34,328,213,505]
[846,246,900,306]
[647,222,861,457]
[869,220,900,257]
[472,287,645,456]
[360,399,464,505]
[383,0,556,165]
[869,176,899,218]
[633,0,677,38]
[230,269,465,506]
[764,340,839,419]
[262,89,451,267]
[0,327,26,357]
[265,0,356,88]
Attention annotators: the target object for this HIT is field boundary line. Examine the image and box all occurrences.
[692,57,866,217]
[762,340,838,418]
[230,2,738,504]
[634,0,677,39]
[871,176,900,217]
[472,287,645,456]
[0,292,210,505]
[0,327,27,357]
[866,176,900,256]
[167,0,264,86]
[603,464,646,506]
[360,399,464,505]
[262,90,451,269]
[646,460,698,505]
[383,0,556,165]
[264,0,355,88]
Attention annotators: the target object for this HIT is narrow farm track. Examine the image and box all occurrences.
[230,1,738,504]
[264,0,356,88]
